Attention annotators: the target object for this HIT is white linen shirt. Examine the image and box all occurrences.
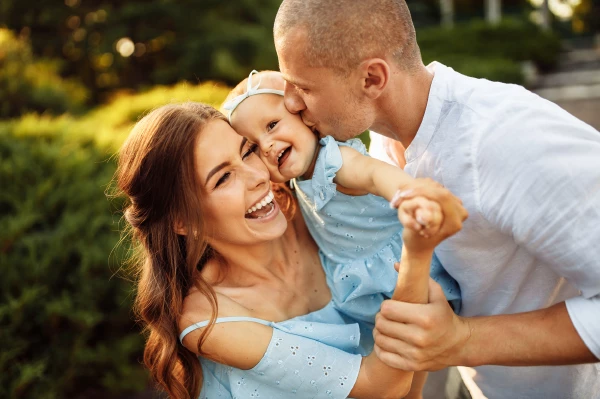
[370,62,600,399]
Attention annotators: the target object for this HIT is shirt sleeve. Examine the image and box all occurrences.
[566,295,600,359]
[230,327,362,399]
[475,95,600,356]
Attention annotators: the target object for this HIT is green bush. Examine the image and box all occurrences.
[0,81,230,398]
[0,29,89,118]
[418,18,562,84]
[0,123,147,398]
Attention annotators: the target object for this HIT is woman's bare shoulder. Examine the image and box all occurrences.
[179,282,250,332]
[178,282,273,368]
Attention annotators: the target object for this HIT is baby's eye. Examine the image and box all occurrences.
[267,121,278,131]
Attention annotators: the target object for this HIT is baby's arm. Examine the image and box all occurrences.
[335,146,441,235]
[335,145,412,202]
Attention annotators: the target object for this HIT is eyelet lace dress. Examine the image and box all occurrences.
[292,136,461,324]
[181,298,369,399]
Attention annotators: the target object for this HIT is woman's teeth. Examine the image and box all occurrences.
[246,190,275,214]
[277,149,285,160]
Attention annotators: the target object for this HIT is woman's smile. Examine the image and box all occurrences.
[245,190,278,220]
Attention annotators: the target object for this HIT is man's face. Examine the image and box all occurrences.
[276,28,373,141]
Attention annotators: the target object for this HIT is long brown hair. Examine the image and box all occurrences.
[115,102,295,399]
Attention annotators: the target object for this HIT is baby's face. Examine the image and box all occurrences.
[231,93,318,183]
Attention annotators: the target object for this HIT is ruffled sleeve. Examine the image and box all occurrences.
[226,326,362,399]
[311,136,369,211]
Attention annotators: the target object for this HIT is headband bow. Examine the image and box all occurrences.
[222,70,285,123]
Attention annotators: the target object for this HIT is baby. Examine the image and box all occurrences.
[223,70,461,327]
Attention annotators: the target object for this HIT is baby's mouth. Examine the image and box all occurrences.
[277,146,292,166]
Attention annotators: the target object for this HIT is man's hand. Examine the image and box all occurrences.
[373,278,472,371]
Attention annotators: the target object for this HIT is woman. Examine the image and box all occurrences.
[115,102,466,399]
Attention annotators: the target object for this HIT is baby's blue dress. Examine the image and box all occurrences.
[292,136,461,324]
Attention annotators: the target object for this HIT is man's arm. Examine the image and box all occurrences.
[373,282,597,371]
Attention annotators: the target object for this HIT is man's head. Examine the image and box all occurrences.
[274,0,422,140]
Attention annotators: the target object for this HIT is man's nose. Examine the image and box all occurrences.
[284,82,306,115]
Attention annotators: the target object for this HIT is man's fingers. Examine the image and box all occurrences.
[375,312,431,347]
[379,299,431,324]
[373,343,416,371]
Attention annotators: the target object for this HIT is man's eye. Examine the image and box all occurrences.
[215,172,231,188]
[267,121,278,131]
[242,143,259,159]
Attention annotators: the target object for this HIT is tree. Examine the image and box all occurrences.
[440,0,455,27]
[486,0,502,25]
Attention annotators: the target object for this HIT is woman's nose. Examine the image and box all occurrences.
[243,158,270,189]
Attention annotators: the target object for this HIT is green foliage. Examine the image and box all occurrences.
[0,29,89,119]
[0,0,282,98]
[419,19,562,84]
[0,81,229,398]
[83,82,230,147]
[0,123,145,398]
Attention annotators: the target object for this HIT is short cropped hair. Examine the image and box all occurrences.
[274,0,421,73]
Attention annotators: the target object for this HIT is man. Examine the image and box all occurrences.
[273,0,600,398]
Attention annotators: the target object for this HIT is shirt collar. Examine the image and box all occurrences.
[404,61,451,163]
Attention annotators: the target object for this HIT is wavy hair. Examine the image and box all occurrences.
[114,102,295,398]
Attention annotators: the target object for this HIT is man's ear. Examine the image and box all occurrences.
[359,58,390,100]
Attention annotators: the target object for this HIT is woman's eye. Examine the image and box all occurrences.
[215,172,231,188]
[242,143,259,159]
[267,121,278,131]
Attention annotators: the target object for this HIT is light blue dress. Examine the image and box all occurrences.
[182,136,462,398]
[181,285,369,399]
[292,136,461,325]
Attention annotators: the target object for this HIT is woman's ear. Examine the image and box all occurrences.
[174,220,187,236]
[174,221,200,239]
[359,58,390,100]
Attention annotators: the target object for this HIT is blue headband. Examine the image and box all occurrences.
[222,70,285,123]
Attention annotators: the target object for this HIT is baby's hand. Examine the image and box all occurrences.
[397,196,445,254]
[396,196,443,238]
[390,178,467,247]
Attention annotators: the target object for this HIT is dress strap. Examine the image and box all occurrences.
[179,316,275,343]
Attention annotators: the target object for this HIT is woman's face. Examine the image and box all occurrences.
[195,119,288,247]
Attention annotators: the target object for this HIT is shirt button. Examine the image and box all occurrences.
[319,192,325,200]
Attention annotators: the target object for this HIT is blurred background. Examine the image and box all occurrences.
[1,1,599,398]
